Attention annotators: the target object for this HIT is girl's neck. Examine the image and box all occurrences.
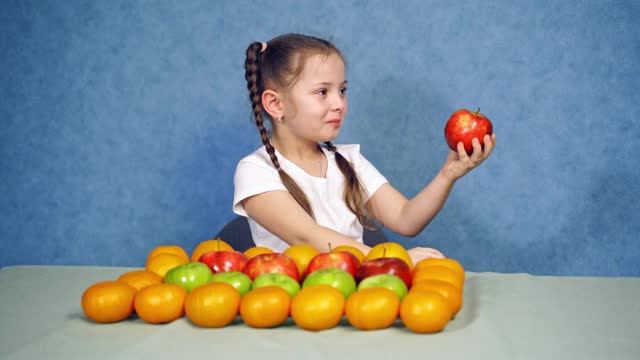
[270,136,323,162]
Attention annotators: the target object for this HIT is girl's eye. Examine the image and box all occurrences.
[318,89,327,95]
[340,87,348,95]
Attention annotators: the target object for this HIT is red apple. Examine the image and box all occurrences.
[198,250,248,273]
[242,253,300,282]
[305,251,360,278]
[444,108,493,155]
[356,257,412,288]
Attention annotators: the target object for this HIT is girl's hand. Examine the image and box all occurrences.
[408,247,445,265]
[441,134,496,181]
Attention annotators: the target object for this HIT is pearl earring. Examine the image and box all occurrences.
[277,116,283,124]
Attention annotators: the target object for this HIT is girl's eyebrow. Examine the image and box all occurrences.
[312,80,348,86]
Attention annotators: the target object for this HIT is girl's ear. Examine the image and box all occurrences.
[261,89,284,120]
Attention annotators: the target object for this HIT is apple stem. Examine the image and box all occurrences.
[475,107,481,115]
[328,242,332,252]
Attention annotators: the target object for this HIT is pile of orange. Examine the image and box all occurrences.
[81,240,467,334]
[82,240,233,324]
[402,257,466,333]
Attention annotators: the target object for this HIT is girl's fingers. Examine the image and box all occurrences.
[426,248,445,259]
[412,247,446,260]
[471,138,483,162]
[483,134,496,157]
[456,142,468,160]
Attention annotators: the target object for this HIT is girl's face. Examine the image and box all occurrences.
[281,52,348,144]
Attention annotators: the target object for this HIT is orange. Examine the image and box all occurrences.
[118,269,163,291]
[191,238,234,262]
[146,245,189,265]
[345,288,400,330]
[145,253,188,278]
[410,280,463,317]
[185,282,241,328]
[244,246,274,259]
[331,245,365,264]
[134,283,187,324]
[240,286,291,328]
[284,244,320,276]
[414,258,465,279]
[291,285,345,331]
[412,266,465,291]
[81,281,137,323]
[400,290,452,333]
[365,242,413,269]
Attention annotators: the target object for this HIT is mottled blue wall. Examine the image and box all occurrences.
[2,0,638,276]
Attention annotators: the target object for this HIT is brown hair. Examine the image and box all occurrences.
[243,34,374,229]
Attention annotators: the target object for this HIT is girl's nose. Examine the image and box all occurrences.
[331,93,346,111]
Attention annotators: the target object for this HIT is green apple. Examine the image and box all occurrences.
[357,274,408,300]
[164,262,213,292]
[252,273,301,297]
[209,271,253,296]
[302,268,356,298]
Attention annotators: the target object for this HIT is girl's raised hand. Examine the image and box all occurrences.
[441,133,496,181]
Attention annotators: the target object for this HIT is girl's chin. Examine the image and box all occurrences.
[316,132,340,144]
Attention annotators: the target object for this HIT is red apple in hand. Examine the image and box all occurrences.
[305,251,360,278]
[243,253,300,282]
[444,108,493,155]
[356,257,412,288]
[198,250,248,273]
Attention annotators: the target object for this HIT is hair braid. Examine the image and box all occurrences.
[244,41,315,219]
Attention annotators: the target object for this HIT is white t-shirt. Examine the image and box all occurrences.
[233,144,388,252]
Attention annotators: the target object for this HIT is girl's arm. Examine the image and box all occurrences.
[366,135,496,238]
[242,190,372,254]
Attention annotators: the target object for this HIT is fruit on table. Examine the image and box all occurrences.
[357,273,408,300]
[146,245,190,264]
[145,252,189,278]
[331,245,365,265]
[356,257,412,289]
[198,250,248,273]
[410,280,463,317]
[243,246,274,259]
[118,269,163,291]
[305,251,360,278]
[185,282,241,328]
[243,253,300,282]
[414,257,465,280]
[134,283,187,324]
[302,268,356,298]
[345,287,400,330]
[284,244,320,277]
[208,271,253,296]
[81,280,137,323]
[252,273,301,297]
[412,265,465,291]
[400,289,452,333]
[240,286,291,328]
[291,285,345,331]
[191,238,234,262]
[365,242,413,270]
[444,108,493,155]
[164,262,213,292]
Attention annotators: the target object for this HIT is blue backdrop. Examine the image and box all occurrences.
[2,0,638,276]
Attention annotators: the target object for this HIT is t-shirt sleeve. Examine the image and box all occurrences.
[341,144,389,201]
[233,158,287,216]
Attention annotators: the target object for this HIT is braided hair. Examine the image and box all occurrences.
[243,34,374,228]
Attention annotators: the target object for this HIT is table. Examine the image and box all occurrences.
[1,265,639,359]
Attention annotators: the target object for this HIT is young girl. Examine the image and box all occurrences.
[233,34,496,264]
